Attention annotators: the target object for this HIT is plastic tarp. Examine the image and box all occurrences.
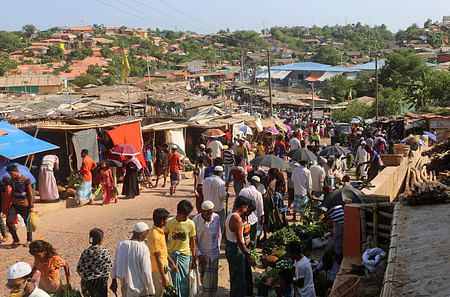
[72,129,99,169]
[107,122,146,168]
[168,129,185,154]
[0,121,59,160]
[232,122,246,138]
[256,70,291,80]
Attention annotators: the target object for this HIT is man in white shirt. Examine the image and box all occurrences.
[239,175,265,247]
[310,157,326,198]
[287,241,316,297]
[111,222,155,297]
[6,262,50,297]
[355,141,369,180]
[289,133,301,151]
[291,160,312,223]
[207,139,223,160]
[192,201,221,297]
[202,166,228,232]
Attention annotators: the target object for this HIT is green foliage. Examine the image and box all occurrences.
[333,102,370,122]
[86,64,104,78]
[66,172,83,189]
[100,46,114,58]
[380,50,427,89]
[313,45,340,65]
[0,31,21,52]
[47,45,64,60]
[73,73,98,88]
[368,87,403,117]
[67,47,93,62]
[0,55,19,75]
[321,75,356,103]
[262,227,300,254]
[102,74,116,86]
[22,24,36,37]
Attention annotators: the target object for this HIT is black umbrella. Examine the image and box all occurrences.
[319,145,350,157]
[165,143,185,156]
[287,148,317,162]
[250,155,290,169]
[97,159,123,167]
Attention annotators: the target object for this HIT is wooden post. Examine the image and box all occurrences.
[360,208,367,245]
[373,204,378,246]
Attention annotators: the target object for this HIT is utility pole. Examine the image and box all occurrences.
[241,48,245,82]
[267,49,273,117]
[375,53,379,119]
[311,82,315,115]
[145,53,151,117]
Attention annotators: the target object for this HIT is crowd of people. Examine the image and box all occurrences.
[1,109,398,297]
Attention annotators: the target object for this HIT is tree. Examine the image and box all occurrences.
[100,47,114,58]
[73,74,98,88]
[0,55,19,75]
[86,64,103,78]
[424,18,433,28]
[369,87,403,117]
[313,45,340,65]
[332,102,370,122]
[22,24,36,37]
[0,31,21,52]
[102,74,116,86]
[47,45,63,60]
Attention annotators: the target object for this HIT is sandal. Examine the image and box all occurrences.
[23,241,31,247]
[8,242,20,249]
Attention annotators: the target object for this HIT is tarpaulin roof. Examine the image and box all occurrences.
[0,121,59,160]
[256,70,291,80]
[304,71,343,82]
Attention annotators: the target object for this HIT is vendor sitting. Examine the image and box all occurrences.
[276,269,295,297]
[313,249,340,297]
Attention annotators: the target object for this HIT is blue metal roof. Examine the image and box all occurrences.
[349,60,386,71]
[0,121,59,160]
[272,62,352,72]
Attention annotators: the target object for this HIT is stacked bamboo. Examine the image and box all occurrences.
[398,159,450,205]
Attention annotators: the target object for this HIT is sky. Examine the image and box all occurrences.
[1,0,449,34]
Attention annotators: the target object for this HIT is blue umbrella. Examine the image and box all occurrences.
[239,125,253,135]
[0,162,36,183]
[423,131,437,142]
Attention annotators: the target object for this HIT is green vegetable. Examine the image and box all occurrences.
[250,250,262,264]
[275,259,293,270]
[262,227,300,255]
[66,172,83,189]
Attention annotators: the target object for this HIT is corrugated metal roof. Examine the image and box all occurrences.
[256,70,291,79]
[0,74,63,87]
[272,62,351,72]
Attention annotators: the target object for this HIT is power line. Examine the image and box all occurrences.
[157,0,211,29]
[130,0,205,32]
[111,0,171,28]
[95,0,167,28]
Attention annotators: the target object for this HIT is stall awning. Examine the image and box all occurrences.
[0,121,59,160]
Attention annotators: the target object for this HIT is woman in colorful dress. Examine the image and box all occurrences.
[77,228,113,297]
[96,162,117,205]
[29,240,71,295]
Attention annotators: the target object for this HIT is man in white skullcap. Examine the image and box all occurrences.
[310,157,327,198]
[239,175,264,248]
[202,166,228,232]
[355,140,369,180]
[6,262,50,297]
[111,222,155,297]
[192,201,221,297]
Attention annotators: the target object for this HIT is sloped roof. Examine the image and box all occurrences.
[0,74,63,87]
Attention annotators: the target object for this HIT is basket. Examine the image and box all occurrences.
[381,154,403,166]
[393,144,410,157]
[329,275,365,297]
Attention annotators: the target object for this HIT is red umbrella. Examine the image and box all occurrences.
[110,144,140,156]
[202,128,225,138]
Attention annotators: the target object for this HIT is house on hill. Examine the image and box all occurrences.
[0,74,63,94]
